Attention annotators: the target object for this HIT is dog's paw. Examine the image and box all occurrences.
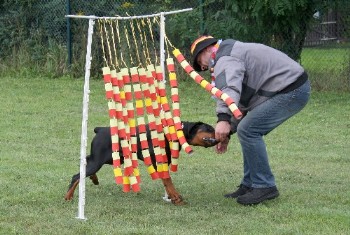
[171,195,186,205]
[89,174,99,185]
[64,192,73,201]
[162,194,172,203]
[162,192,185,205]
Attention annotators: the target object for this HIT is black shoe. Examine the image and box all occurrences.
[236,186,279,205]
[224,184,252,198]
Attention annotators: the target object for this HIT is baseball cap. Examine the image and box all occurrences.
[190,35,218,71]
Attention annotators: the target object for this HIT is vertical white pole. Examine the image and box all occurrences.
[159,12,165,80]
[77,18,95,220]
[160,12,168,198]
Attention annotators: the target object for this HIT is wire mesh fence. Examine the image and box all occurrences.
[0,0,349,91]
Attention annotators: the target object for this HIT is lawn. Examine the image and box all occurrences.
[301,45,350,91]
[301,46,349,72]
[0,74,349,235]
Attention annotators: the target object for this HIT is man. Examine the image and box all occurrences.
[190,35,311,205]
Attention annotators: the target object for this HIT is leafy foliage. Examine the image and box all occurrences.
[199,0,318,60]
[0,1,38,57]
[0,0,348,78]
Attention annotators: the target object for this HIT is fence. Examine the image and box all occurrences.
[0,0,349,91]
[305,8,348,46]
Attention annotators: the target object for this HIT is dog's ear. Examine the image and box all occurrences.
[197,122,215,133]
[184,121,205,133]
[182,122,203,142]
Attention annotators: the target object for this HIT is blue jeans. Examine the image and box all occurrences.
[236,80,311,188]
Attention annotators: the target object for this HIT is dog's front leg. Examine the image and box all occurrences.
[161,178,185,205]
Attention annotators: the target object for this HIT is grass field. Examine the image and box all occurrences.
[301,47,349,72]
[0,75,349,235]
[301,46,350,91]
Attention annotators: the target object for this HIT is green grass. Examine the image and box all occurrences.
[301,46,350,91]
[0,75,349,235]
[301,47,349,72]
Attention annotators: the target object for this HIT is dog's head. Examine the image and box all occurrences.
[182,121,219,148]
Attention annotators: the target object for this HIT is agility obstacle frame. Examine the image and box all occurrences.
[65,8,193,220]
[66,8,242,221]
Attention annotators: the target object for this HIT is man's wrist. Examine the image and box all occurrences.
[217,113,231,123]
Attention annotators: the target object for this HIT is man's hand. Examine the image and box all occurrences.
[215,121,231,142]
[215,121,231,154]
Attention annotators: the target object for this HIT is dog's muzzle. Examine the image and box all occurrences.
[202,137,219,146]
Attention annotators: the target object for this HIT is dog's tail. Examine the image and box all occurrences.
[94,127,104,133]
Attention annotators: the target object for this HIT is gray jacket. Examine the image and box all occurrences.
[214,39,305,125]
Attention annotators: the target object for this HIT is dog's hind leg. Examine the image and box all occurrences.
[162,178,185,205]
[64,154,109,201]
[64,177,80,201]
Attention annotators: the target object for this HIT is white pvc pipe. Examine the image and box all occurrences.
[159,12,166,80]
[65,8,192,20]
[76,18,95,220]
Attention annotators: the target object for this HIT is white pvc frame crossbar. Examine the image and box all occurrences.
[65,8,192,220]
[65,8,192,20]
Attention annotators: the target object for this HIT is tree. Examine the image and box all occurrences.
[201,0,320,61]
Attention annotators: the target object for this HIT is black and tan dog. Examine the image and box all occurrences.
[64,121,218,205]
